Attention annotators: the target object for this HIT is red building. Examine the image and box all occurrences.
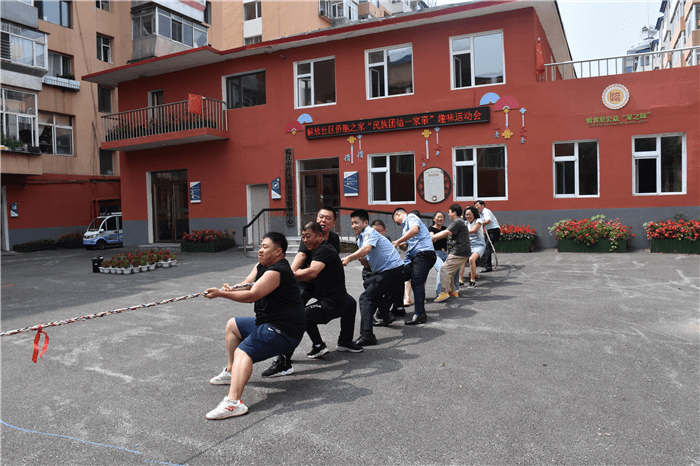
[84,0,699,249]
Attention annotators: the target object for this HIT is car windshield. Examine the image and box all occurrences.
[87,217,107,232]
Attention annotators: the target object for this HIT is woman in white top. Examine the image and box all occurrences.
[463,206,485,288]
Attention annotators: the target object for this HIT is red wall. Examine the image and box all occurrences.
[115,7,698,224]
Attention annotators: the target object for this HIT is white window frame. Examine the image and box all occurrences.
[96,1,109,12]
[294,56,336,109]
[365,43,414,100]
[97,34,111,63]
[368,152,416,205]
[222,69,266,109]
[47,51,71,77]
[38,112,73,156]
[1,89,38,147]
[552,140,600,198]
[243,1,262,21]
[1,20,47,70]
[632,133,686,196]
[449,30,505,90]
[452,144,508,201]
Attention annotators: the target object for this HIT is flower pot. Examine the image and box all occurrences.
[497,239,534,253]
[140,265,149,272]
[122,267,132,274]
[109,267,116,274]
[148,263,157,271]
[156,262,163,268]
[649,238,700,254]
[181,239,236,253]
[160,261,170,268]
[116,268,123,274]
[132,266,140,273]
[557,238,626,253]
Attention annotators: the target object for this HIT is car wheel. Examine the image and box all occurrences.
[96,240,107,250]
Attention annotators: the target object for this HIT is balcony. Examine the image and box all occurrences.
[544,46,699,80]
[101,98,229,152]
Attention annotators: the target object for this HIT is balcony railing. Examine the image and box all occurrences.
[545,46,699,80]
[102,98,228,144]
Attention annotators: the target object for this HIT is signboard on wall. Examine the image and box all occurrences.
[343,171,358,197]
[10,202,18,217]
[284,148,294,227]
[305,107,490,139]
[271,177,281,199]
[417,168,451,204]
[189,181,201,203]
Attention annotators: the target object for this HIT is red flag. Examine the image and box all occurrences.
[32,326,49,363]
[536,37,545,80]
[188,94,202,115]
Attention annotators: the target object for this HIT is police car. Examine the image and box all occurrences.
[83,213,123,250]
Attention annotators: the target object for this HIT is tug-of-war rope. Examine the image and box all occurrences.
[1,283,254,363]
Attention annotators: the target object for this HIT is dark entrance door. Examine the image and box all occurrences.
[152,170,189,242]
[300,170,339,227]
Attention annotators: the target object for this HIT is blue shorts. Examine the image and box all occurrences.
[471,245,485,258]
[235,317,301,364]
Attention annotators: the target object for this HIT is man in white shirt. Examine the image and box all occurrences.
[474,200,500,273]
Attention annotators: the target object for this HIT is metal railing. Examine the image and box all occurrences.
[102,98,228,143]
[242,209,287,257]
[545,46,699,81]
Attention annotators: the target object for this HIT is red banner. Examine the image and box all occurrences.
[188,94,202,115]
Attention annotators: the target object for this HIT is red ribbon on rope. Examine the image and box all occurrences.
[32,326,49,364]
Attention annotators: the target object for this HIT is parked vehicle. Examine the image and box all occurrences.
[83,213,123,250]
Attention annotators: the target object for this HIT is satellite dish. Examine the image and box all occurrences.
[640,25,657,40]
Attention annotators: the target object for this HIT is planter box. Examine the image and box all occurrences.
[497,239,535,253]
[181,239,236,253]
[557,238,626,253]
[649,238,700,254]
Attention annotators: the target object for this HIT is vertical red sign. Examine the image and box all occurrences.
[188,94,202,115]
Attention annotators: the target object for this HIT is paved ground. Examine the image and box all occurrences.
[1,246,698,466]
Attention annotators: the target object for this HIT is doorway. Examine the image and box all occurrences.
[152,170,189,242]
[247,184,269,245]
[299,158,339,227]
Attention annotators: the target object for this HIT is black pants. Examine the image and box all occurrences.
[362,267,404,318]
[482,228,500,268]
[359,266,404,335]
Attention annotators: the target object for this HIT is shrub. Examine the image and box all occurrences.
[500,224,537,241]
[549,215,633,251]
[182,228,234,243]
[13,239,58,253]
[643,219,700,241]
[57,232,84,249]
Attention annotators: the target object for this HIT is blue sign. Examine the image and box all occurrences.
[344,171,358,197]
[271,177,281,199]
[190,182,201,203]
[10,202,18,217]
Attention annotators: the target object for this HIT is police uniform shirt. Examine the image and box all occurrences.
[402,213,435,259]
[358,225,403,273]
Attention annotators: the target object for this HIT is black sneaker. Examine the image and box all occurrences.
[307,343,330,359]
[353,334,378,346]
[261,356,294,378]
[468,281,476,288]
[336,341,363,353]
[391,307,406,317]
[373,313,396,327]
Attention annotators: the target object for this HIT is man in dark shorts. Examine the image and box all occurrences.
[291,207,340,304]
[204,232,305,420]
[263,222,361,378]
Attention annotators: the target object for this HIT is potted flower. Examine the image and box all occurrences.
[181,228,236,253]
[497,225,537,253]
[127,252,140,273]
[644,219,700,254]
[146,250,158,270]
[549,215,633,252]
[139,254,149,272]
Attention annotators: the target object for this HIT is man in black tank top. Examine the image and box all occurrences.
[203,232,305,420]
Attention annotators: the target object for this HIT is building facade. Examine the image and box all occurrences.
[1,0,426,250]
[82,1,698,250]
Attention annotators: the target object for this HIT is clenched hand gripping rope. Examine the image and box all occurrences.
[1,283,255,362]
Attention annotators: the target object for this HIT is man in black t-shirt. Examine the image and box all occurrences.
[204,232,305,420]
[263,222,361,378]
[292,208,340,304]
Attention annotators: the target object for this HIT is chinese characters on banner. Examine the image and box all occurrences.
[586,112,650,127]
[305,107,490,139]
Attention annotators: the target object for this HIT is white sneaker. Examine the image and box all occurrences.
[209,367,231,385]
[206,397,248,420]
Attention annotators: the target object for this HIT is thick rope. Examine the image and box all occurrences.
[0,283,254,338]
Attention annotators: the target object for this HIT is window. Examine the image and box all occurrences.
[1,89,37,147]
[553,141,599,197]
[244,36,261,45]
[366,44,413,99]
[47,51,71,78]
[295,57,336,108]
[451,31,504,89]
[38,112,73,155]
[100,149,114,175]
[369,153,415,203]
[244,1,262,21]
[98,86,112,113]
[204,1,212,24]
[1,20,47,69]
[133,7,207,47]
[36,1,72,28]
[633,134,685,195]
[225,71,265,109]
[97,34,111,62]
[453,145,507,200]
[96,1,109,11]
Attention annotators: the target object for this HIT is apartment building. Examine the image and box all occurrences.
[83,0,699,250]
[657,0,699,67]
[1,0,425,250]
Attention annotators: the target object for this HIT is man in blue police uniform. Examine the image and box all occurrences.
[391,208,436,325]
[342,209,405,345]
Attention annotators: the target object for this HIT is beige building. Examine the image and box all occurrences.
[657,0,699,67]
[1,0,429,250]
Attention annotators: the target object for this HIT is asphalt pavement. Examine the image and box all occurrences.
[1,246,699,465]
